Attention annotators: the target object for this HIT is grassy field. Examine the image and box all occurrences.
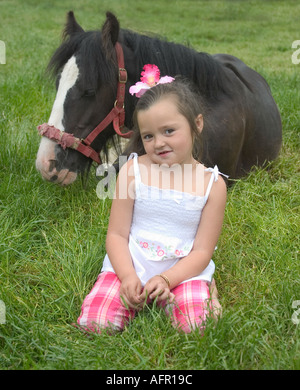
[0,0,299,370]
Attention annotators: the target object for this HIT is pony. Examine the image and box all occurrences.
[35,11,282,186]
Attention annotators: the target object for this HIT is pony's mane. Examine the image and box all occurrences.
[121,29,229,101]
[48,27,229,101]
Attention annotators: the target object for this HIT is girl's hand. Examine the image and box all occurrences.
[120,273,143,310]
[139,275,175,303]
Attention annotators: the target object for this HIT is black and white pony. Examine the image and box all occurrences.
[36,11,282,186]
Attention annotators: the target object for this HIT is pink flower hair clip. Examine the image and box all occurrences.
[129,64,175,98]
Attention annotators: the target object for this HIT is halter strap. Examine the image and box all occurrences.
[83,42,132,146]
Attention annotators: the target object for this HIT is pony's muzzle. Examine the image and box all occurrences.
[35,137,78,185]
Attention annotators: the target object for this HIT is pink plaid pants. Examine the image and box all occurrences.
[77,271,211,333]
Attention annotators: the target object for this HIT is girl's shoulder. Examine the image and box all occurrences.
[118,154,149,178]
[205,169,227,204]
[117,157,135,186]
[118,157,133,174]
[196,162,227,200]
[201,163,227,183]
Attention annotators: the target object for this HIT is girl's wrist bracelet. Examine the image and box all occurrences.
[157,274,170,288]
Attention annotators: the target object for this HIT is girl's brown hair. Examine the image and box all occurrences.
[127,77,207,162]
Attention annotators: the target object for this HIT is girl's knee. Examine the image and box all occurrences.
[168,301,208,333]
[76,271,135,333]
[167,280,211,333]
[77,303,134,333]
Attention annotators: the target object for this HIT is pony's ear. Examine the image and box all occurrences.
[63,11,84,39]
[101,12,120,56]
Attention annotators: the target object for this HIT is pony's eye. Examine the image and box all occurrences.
[84,89,96,97]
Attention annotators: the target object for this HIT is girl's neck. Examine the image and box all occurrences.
[137,155,206,196]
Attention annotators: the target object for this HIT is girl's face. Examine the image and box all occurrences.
[137,97,203,166]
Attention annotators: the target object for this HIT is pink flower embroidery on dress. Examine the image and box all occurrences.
[136,238,191,261]
[157,249,165,257]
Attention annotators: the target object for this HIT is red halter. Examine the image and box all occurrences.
[37,42,133,165]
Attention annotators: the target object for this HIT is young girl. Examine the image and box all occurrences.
[77,66,227,334]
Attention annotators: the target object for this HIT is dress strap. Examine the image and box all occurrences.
[204,165,229,199]
[128,153,142,198]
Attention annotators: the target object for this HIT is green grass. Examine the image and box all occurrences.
[0,0,299,370]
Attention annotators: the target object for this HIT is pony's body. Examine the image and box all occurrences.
[36,12,282,185]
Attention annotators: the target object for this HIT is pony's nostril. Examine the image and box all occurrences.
[50,175,58,182]
[49,160,56,172]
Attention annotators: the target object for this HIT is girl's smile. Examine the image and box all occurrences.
[158,150,172,156]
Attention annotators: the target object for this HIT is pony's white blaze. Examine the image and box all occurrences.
[48,55,79,130]
[36,56,79,185]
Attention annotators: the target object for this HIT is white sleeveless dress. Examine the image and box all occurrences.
[102,153,223,286]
